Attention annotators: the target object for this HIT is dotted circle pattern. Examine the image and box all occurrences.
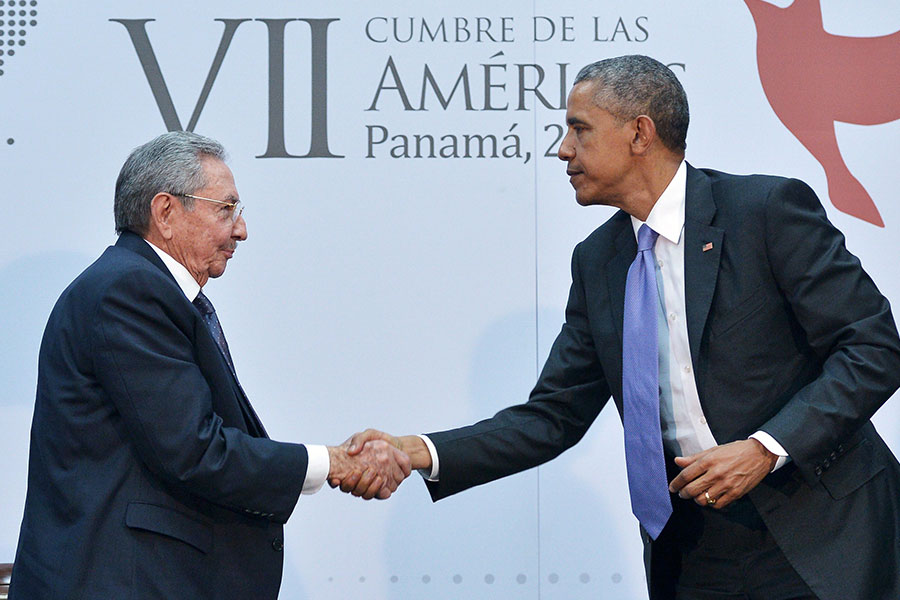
[0,0,34,76]
[328,571,624,586]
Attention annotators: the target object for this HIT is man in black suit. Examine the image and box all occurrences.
[345,55,900,599]
[9,132,411,599]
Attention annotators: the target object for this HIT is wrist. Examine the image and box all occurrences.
[326,445,347,480]
[398,435,432,471]
[749,438,778,471]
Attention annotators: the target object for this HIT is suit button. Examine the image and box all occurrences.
[814,466,823,476]
[829,451,838,461]
[272,537,284,552]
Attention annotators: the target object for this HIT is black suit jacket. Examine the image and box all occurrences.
[425,165,900,600]
[10,232,309,599]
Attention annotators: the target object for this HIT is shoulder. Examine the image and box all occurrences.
[696,166,814,202]
[40,244,193,366]
[691,166,822,225]
[575,210,631,258]
[697,166,799,198]
[78,245,172,295]
[55,243,188,324]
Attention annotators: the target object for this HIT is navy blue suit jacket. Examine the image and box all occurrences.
[10,232,309,599]
[425,166,900,600]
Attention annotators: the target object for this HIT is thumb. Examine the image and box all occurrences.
[348,429,394,454]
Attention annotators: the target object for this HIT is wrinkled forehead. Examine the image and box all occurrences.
[198,157,239,201]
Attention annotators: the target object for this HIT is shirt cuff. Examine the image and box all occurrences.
[301,444,330,494]
[417,434,440,481]
[750,431,790,472]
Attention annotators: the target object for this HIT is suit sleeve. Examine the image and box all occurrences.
[758,178,900,484]
[91,268,308,523]
[426,243,612,500]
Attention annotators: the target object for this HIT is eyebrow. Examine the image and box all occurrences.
[566,116,588,126]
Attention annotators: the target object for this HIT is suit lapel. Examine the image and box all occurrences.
[116,232,268,438]
[230,372,268,438]
[200,319,268,438]
[683,165,724,371]
[607,213,637,347]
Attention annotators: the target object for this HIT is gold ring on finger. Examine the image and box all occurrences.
[704,490,716,506]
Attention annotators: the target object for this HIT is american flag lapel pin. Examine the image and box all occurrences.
[702,242,714,252]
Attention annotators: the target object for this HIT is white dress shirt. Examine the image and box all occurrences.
[421,161,786,480]
[633,162,786,466]
[145,239,329,494]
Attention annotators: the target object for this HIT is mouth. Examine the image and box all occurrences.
[566,170,582,184]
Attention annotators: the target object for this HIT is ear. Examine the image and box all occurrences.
[149,193,178,240]
[630,115,657,155]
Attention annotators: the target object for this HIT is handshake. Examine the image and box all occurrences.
[325,430,431,500]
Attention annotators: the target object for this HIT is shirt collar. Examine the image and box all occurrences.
[145,239,202,302]
[630,160,687,245]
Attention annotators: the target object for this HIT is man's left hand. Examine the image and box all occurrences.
[668,439,777,509]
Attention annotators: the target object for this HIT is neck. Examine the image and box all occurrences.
[619,153,683,222]
[142,229,208,287]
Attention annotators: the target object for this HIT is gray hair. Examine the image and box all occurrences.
[114,131,228,235]
[574,55,689,153]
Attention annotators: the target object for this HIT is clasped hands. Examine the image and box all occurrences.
[326,430,421,500]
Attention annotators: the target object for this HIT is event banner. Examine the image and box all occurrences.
[2,1,897,598]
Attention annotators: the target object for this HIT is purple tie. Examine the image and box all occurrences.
[622,224,671,540]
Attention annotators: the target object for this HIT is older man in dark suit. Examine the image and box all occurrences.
[9,132,410,599]
[346,55,900,599]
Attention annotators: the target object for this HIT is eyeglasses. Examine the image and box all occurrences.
[177,193,244,222]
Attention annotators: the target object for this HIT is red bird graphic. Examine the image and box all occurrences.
[744,0,900,227]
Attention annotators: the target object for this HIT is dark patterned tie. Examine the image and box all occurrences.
[193,291,235,373]
[622,224,671,540]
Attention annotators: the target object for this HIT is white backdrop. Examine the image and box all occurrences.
[1,1,898,598]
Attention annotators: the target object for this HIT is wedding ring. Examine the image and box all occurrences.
[704,491,716,506]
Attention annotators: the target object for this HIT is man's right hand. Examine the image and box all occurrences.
[331,430,433,498]
[326,438,411,500]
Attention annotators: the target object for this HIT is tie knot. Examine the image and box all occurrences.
[637,224,659,252]
[192,291,215,316]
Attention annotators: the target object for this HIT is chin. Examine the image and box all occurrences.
[574,189,611,208]
[208,265,227,279]
[574,192,599,207]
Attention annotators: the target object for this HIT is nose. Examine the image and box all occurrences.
[557,129,574,161]
[232,215,248,241]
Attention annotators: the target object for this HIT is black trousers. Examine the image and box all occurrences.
[650,495,818,600]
